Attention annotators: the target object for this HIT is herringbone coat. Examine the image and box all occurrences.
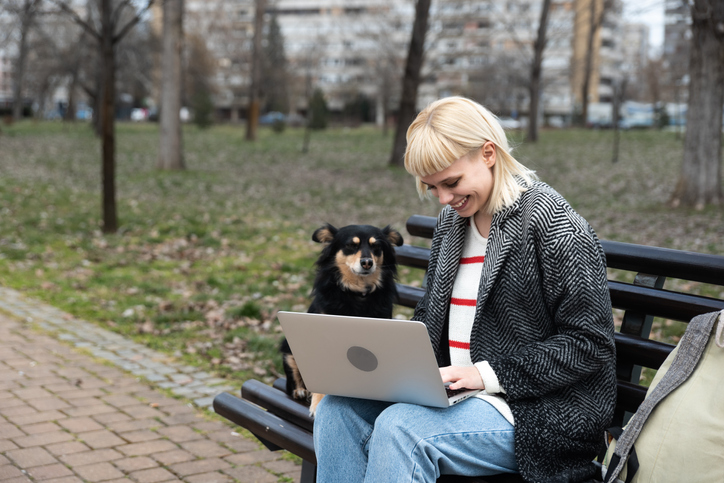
[413,181,616,482]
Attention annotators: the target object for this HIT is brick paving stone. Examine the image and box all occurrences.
[78,429,127,449]
[0,465,26,480]
[0,440,20,452]
[74,462,125,481]
[219,438,259,453]
[22,421,62,434]
[5,447,58,467]
[59,449,124,467]
[2,477,33,483]
[0,406,37,418]
[179,440,231,458]
[26,463,74,480]
[151,450,194,466]
[117,440,178,457]
[112,457,158,473]
[205,430,246,444]
[156,426,202,443]
[221,466,278,483]
[58,417,104,433]
[40,477,83,483]
[7,410,67,426]
[92,412,131,425]
[45,441,92,457]
[105,418,158,433]
[12,430,74,448]
[168,458,231,477]
[67,397,103,407]
[62,404,116,418]
[12,387,53,400]
[102,395,142,408]
[120,405,164,419]
[184,472,233,483]
[0,398,25,410]
[223,450,280,466]
[189,421,227,433]
[26,397,72,411]
[120,430,161,443]
[0,423,25,439]
[128,467,177,483]
[58,389,106,399]
[263,459,301,475]
[159,413,201,426]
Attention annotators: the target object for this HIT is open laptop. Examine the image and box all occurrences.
[277,311,481,408]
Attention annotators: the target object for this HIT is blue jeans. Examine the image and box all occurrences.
[313,395,518,483]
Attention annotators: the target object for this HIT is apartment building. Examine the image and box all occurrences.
[166,0,635,123]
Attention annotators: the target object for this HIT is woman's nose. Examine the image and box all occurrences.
[437,188,453,204]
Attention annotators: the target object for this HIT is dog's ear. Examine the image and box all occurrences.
[312,224,337,244]
[383,226,404,247]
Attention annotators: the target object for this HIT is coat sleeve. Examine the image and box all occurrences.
[487,199,616,401]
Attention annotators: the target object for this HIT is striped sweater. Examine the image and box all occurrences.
[449,219,513,424]
[413,181,616,483]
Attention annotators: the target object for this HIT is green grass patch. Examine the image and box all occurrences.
[1,120,722,386]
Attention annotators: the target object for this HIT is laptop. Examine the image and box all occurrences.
[277,311,481,408]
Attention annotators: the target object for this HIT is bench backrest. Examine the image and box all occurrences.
[394,215,724,427]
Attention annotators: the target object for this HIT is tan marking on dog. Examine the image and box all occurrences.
[386,230,403,246]
[285,354,310,400]
[369,237,376,244]
[335,251,383,293]
[352,236,360,244]
[313,227,335,243]
[309,393,325,417]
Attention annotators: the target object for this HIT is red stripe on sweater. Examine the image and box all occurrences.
[460,256,485,264]
[450,297,476,307]
[449,340,470,350]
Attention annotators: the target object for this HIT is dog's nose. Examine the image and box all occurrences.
[360,258,374,270]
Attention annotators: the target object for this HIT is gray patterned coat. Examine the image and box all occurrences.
[413,181,616,482]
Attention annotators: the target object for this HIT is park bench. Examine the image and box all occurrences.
[213,214,724,483]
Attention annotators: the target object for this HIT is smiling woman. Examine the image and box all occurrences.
[312,97,618,483]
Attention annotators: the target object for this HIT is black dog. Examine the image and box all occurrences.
[280,223,403,413]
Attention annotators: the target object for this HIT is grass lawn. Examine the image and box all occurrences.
[1,120,722,385]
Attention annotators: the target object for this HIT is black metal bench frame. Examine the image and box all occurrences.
[214,214,724,483]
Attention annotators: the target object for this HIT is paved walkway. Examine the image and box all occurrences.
[0,287,300,483]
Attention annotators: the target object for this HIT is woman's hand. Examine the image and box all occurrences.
[440,366,485,391]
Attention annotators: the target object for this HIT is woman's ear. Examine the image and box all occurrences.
[482,141,496,167]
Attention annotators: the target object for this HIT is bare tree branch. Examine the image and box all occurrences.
[49,0,100,41]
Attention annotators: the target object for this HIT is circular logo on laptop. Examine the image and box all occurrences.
[347,346,378,372]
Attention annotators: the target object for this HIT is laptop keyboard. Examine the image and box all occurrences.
[445,386,468,398]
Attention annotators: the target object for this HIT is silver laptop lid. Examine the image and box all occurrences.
[277,311,452,408]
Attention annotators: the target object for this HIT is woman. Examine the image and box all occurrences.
[313,96,616,483]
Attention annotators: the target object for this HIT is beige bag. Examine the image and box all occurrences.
[603,310,724,483]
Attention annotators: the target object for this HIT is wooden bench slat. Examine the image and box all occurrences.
[609,280,724,322]
[242,379,314,432]
[614,332,673,369]
[213,392,316,463]
[405,214,724,286]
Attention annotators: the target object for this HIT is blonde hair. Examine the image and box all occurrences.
[404,96,537,214]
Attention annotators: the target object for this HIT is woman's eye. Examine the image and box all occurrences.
[447,180,460,188]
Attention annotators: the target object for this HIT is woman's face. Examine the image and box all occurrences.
[419,142,496,218]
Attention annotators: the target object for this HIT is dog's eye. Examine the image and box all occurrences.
[346,242,359,250]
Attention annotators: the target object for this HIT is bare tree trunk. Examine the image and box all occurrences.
[389,0,431,167]
[246,0,266,141]
[671,0,724,209]
[99,0,117,233]
[158,0,184,170]
[12,0,40,121]
[580,0,598,127]
[526,0,552,143]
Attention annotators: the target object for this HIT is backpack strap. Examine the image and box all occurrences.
[604,310,721,483]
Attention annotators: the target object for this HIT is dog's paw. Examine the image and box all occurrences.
[292,388,311,400]
[309,393,325,418]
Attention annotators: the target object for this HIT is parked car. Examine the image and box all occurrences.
[259,111,285,125]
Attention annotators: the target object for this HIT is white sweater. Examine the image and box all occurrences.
[449,218,514,425]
